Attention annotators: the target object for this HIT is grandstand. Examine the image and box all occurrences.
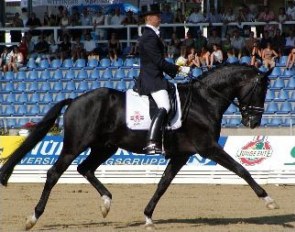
[0,55,294,135]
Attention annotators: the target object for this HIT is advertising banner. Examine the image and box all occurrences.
[21,0,122,7]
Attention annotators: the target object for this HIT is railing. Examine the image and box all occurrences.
[1,21,295,47]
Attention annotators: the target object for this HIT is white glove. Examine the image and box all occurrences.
[179,66,190,76]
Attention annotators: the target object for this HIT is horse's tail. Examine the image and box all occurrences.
[0,99,72,186]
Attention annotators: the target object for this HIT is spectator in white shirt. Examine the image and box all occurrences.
[209,44,223,68]
[92,10,106,40]
[187,7,205,38]
[83,33,97,56]
[285,30,295,53]
[286,1,295,20]
[231,29,245,52]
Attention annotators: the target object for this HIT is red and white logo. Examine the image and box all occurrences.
[130,111,144,125]
[236,136,273,166]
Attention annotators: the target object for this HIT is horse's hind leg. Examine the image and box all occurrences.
[206,143,279,210]
[25,150,79,230]
[144,156,188,229]
[77,145,117,218]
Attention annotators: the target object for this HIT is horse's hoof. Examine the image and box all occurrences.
[264,196,280,210]
[25,214,37,230]
[145,223,156,231]
[100,195,111,218]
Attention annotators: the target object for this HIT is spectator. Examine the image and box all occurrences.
[70,7,81,40]
[260,31,273,49]
[167,32,181,58]
[122,10,138,39]
[245,31,257,54]
[174,8,185,38]
[110,7,125,39]
[127,41,139,57]
[48,35,58,60]
[257,5,276,37]
[222,7,237,36]
[175,46,187,66]
[26,12,42,43]
[286,47,295,68]
[10,12,24,43]
[108,49,118,62]
[207,28,221,50]
[32,35,49,60]
[59,9,71,38]
[230,29,245,52]
[18,36,28,61]
[160,4,174,39]
[222,34,232,53]
[272,29,285,56]
[182,31,194,48]
[206,8,223,24]
[186,47,200,68]
[8,46,24,72]
[20,7,28,26]
[285,30,295,53]
[56,5,65,25]
[226,47,238,60]
[199,46,211,67]
[108,32,121,56]
[93,10,106,40]
[250,41,262,67]
[0,47,11,72]
[80,7,92,26]
[277,7,288,23]
[187,7,205,37]
[194,29,207,53]
[286,1,295,20]
[209,44,223,68]
[71,37,85,61]
[58,34,71,60]
[261,42,278,69]
[83,33,97,57]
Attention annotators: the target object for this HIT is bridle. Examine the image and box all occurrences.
[181,74,265,122]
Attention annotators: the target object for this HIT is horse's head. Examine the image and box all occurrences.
[237,69,270,129]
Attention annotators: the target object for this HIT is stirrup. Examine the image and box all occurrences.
[143,143,163,154]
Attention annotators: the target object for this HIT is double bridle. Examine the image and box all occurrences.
[181,74,265,121]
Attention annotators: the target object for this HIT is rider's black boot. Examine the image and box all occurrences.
[144,108,167,154]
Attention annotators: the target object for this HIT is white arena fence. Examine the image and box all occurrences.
[0,135,295,185]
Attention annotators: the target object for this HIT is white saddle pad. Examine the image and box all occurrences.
[126,85,182,130]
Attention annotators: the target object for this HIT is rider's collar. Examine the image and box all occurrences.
[145,24,160,37]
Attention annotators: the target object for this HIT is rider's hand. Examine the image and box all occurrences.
[179,66,190,76]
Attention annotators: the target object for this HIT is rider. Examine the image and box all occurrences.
[137,4,190,154]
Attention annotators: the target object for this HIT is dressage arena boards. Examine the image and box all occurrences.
[0,128,295,231]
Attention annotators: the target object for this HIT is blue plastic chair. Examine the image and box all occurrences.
[265,89,275,101]
[27,70,39,80]
[52,81,63,92]
[28,105,40,116]
[4,71,14,81]
[17,118,29,128]
[276,89,289,101]
[63,82,76,92]
[165,57,174,64]
[101,68,113,79]
[114,68,126,79]
[192,68,203,78]
[42,92,53,103]
[7,118,17,128]
[227,117,241,127]
[68,91,77,99]
[283,117,295,127]
[51,59,62,69]
[39,59,50,69]
[54,92,65,102]
[226,56,239,64]
[112,58,123,67]
[76,82,88,92]
[77,69,88,79]
[28,82,38,92]
[289,91,295,102]
[124,58,134,67]
[74,59,86,68]
[15,105,28,116]
[3,82,14,93]
[268,67,282,78]
[277,101,292,114]
[276,56,288,67]
[104,80,114,88]
[62,59,74,69]
[225,103,238,114]
[87,59,99,68]
[281,68,295,77]
[116,79,127,91]
[17,92,28,103]
[5,93,16,103]
[285,77,295,89]
[16,70,27,80]
[3,105,16,116]
[239,56,251,65]
[90,81,101,89]
[29,92,40,103]
[271,78,285,89]
[89,68,100,79]
[38,81,51,92]
[40,69,51,80]
[27,58,37,69]
[40,104,51,115]
[52,69,63,80]
[260,117,269,127]
[64,69,76,80]
[100,58,111,68]
[269,118,283,127]
[265,101,279,113]
[127,68,139,79]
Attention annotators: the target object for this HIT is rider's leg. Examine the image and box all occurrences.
[144,90,170,154]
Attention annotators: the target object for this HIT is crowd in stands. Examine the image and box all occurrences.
[1,3,295,73]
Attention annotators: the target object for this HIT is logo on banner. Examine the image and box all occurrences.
[0,136,26,163]
[130,111,144,125]
[236,136,273,166]
[284,146,295,165]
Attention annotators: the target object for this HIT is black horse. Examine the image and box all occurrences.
[0,64,279,230]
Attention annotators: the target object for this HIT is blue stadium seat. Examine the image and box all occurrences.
[64,69,75,80]
[17,118,29,128]
[28,105,40,116]
[51,59,62,69]
[62,59,74,69]
[265,101,279,113]
[104,80,114,88]
[27,58,37,69]
[112,58,123,67]
[127,68,139,79]
[68,91,77,99]
[15,82,26,93]
[41,92,53,103]
[90,81,101,89]
[27,70,39,80]
[52,69,63,80]
[271,78,285,89]
[260,117,269,127]
[3,82,14,93]
[227,117,241,127]
[76,82,88,93]
[87,59,99,69]
[5,93,16,104]
[281,68,295,78]
[40,69,51,80]
[225,103,238,114]
[16,70,27,80]
[258,66,268,73]
[29,92,40,103]
[39,59,50,69]
[277,101,293,114]
[89,68,100,79]
[38,81,51,92]
[268,67,282,78]
[40,104,51,115]
[265,89,275,101]
[16,92,28,103]
[124,58,135,67]
[100,58,111,68]
[3,105,16,116]
[268,117,283,127]
[77,69,88,79]
[74,58,86,68]
[285,77,295,89]
[4,71,14,81]
[283,117,295,127]
[276,56,288,67]
[114,68,126,79]
[63,82,76,92]
[289,91,295,102]
[192,67,202,78]
[165,57,174,64]
[116,79,127,91]
[239,56,251,65]
[101,68,113,79]
[52,81,63,92]
[276,89,289,101]
[7,118,17,129]
[54,92,65,102]
[15,105,28,116]
[28,82,38,92]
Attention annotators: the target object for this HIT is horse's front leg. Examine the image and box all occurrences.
[205,143,279,210]
[144,156,188,230]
